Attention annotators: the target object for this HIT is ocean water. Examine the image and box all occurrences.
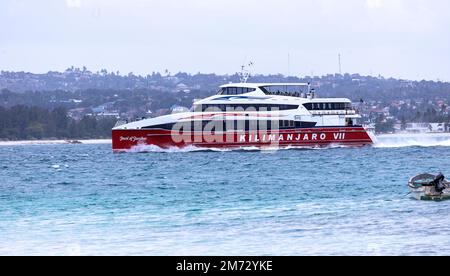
[1,135,450,256]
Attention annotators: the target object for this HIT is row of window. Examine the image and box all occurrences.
[259,86,306,97]
[303,103,352,111]
[265,91,303,97]
[194,104,300,112]
[142,120,317,131]
[218,87,257,95]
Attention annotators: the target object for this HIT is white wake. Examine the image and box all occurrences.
[123,144,354,153]
[374,133,450,148]
[124,144,233,153]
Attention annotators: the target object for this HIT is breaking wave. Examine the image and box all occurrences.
[374,133,450,148]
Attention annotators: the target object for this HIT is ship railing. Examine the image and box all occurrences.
[309,109,357,116]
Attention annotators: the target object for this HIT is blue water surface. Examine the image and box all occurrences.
[1,143,450,255]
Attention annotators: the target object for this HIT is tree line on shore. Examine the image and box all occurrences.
[0,105,116,140]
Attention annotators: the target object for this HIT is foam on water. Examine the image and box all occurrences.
[374,133,450,148]
[124,144,233,153]
[124,143,356,153]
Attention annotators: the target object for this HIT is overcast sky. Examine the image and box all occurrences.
[1,0,450,81]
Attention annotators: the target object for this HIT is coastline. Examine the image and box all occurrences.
[0,139,111,146]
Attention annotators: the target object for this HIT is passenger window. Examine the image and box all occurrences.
[248,120,257,131]
[236,120,245,131]
[262,121,271,131]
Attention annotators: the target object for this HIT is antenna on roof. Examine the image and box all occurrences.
[238,61,254,83]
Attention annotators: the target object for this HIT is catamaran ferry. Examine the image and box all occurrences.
[112,83,375,151]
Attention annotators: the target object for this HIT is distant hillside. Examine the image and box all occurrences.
[0,105,115,140]
[1,68,450,102]
[1,68,449,134]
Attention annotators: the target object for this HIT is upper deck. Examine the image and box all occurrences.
[113,82,359,131]
[218,83,311,98]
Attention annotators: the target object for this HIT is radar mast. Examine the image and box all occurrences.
[238,61,254,83]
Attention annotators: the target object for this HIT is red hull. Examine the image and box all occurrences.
[112,127,373,152]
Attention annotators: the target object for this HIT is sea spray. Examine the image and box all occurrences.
[374,133,450,148]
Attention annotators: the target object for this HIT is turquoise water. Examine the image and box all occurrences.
[1,141,450,256]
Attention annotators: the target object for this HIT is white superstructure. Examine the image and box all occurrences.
[114,83,358,131]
